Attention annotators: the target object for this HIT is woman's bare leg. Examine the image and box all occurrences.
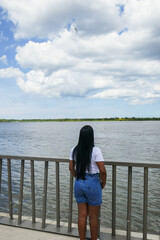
[77,203,88,240]
[88,205,100,240]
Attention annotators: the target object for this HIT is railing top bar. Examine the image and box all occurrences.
[0,154,160,168]
[105,161,160,168]
[0,155,67,163]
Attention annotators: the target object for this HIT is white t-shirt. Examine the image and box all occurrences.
[69,146,104,174]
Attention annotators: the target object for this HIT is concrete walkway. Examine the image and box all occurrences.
[0,225,78,240]
[1,224,160,240]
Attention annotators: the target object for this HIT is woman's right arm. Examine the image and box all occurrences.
[69,160,76,178]
[96,162,107,189]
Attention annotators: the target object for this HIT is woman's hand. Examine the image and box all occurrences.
[101,179,106,189]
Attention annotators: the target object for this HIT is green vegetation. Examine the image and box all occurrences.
[0,117,160,122]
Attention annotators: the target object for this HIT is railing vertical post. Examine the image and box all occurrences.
[18,159,25,224]
[42,161,48,228]
[7,158,13,219]
[56,161,60,228]
[31,160,36,223]
[68,173,73,232]
[143,167,148,240]
[0,158,2,193]
[112,165,116,236]
[126,166,132,240]
[98,206,101,238]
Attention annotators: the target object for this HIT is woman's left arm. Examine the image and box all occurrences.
[69,160,76,177]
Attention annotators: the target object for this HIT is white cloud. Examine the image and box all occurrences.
[1,0,159,39]
[0,0,160,104]
[0,55,7,64]
[124,0,160,32]
[0,0,123,39]
[91,79,160,105]
[0,67,24,78]
[15,24,160,103]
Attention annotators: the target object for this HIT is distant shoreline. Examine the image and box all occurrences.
[0,117,160,122]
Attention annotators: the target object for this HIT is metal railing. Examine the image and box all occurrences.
[0,155,160,240]
[106,161,160,240]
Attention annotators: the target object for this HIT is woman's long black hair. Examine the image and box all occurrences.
[72,125,94,179]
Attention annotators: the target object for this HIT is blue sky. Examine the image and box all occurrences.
[0,0,160,119]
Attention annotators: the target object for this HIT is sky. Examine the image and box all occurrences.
[0,0,160,119]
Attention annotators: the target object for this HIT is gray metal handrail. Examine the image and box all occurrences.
[0,155,160,240]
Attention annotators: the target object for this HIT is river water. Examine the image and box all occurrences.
[0,121,160,235]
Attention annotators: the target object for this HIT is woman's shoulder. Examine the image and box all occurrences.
[70,146,76,154]
[70,146,75,160]
[71,146,75,151]
[92,146,104,161]
[92,146,101,152]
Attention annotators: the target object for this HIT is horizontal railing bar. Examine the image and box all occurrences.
[0,155,159,168]
[104,161,160,168]
[0,155,68,163]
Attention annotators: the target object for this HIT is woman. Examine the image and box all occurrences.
[69,125,106,240]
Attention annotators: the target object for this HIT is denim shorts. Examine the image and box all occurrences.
[74,173,102,206]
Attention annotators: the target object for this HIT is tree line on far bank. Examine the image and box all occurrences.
[0,117,160,122]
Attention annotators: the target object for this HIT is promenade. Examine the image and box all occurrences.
[0,213,159,240]
[1,224,159,240]
[0,225,78,240]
